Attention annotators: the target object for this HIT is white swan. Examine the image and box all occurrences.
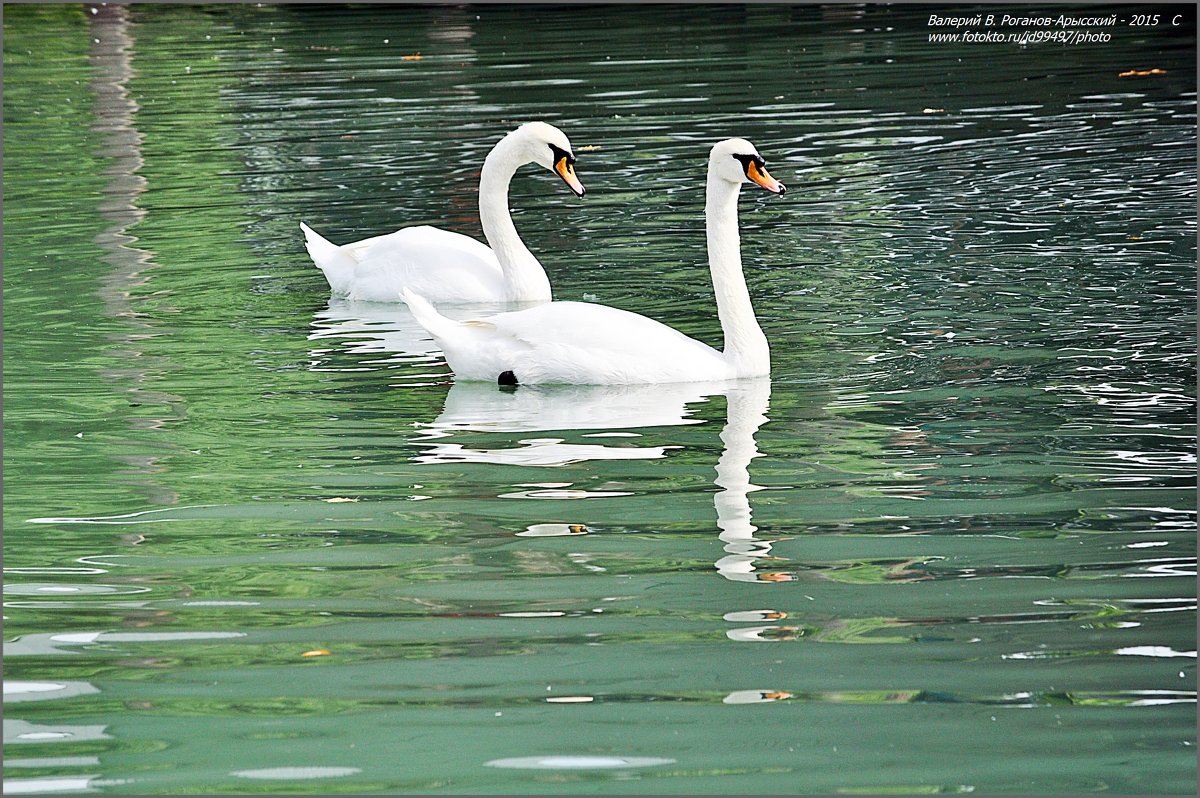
[401,138,784,385]
[300,122,585,303]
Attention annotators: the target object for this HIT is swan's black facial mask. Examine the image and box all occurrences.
[732,153,786,194]
[549,143,586,197]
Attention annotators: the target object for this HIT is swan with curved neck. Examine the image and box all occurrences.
[402,138,784,385]
[300,122,584,303]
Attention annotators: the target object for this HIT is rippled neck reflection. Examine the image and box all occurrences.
[711,379,778,583]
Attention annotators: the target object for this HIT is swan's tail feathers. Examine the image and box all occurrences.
[401,289,462,344]
[299,222,353,275]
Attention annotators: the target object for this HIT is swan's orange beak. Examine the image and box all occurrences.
[747,160,786,194]
[555,155,586,197]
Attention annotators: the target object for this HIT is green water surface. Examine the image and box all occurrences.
[3,3,1196,794]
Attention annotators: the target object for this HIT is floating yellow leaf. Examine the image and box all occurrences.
[302,649,331,658]
[1119,68,1167,77]
[758,572,795,583]
[402,53,422,61]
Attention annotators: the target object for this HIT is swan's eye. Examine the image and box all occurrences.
[732,153,765,174]
[549,143,576,166]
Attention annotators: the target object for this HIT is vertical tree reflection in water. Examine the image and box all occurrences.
[87,3,182,511]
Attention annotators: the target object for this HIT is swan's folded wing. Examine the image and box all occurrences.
[490,301,709,353]
[344,227,505,302]
[486,301,725,383]
[348,226,498,267]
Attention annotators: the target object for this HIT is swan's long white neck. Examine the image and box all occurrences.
[479,133,553,303]
[706,170,770,377]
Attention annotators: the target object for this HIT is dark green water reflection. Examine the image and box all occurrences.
[4,3,1196,794]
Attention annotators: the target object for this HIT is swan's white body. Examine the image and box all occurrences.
[402,138,784,385]
[300,122,583,303]
[403,295,731,383]
[301,224,506,303]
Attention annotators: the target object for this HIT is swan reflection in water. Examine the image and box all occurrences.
[709,379,784,583]
[308,297,509,369]
[309,303,782,579]
[416,376,780,582]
